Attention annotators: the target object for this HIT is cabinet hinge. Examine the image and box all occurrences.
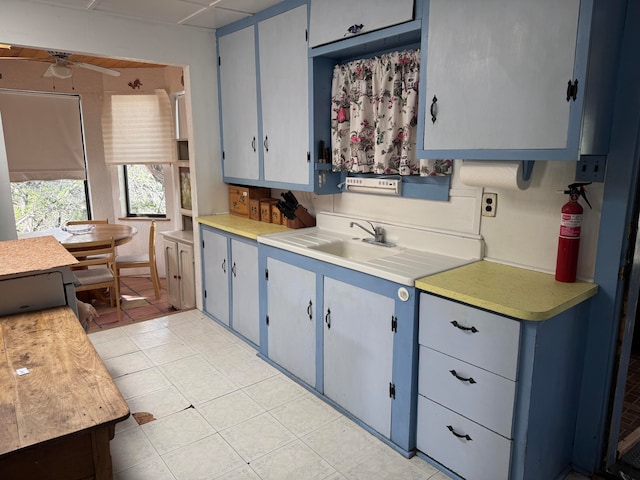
[389,383,396,399]
[307,151,310,163]
[391,316,398,332]
[305,29,308,42]
[566,79,579,102]
[204,290,207,299]
[222,150,225,160]
[265,268,269,280]
[218,56,221,66]
[202,240,205,249]
[266,315,270,326]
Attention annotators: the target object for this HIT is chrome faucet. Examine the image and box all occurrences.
[350,221,394,246]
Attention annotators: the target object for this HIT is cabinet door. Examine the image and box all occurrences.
[266,257,317,387]
[201,228,229,325]
[230,239,260,345]
[259,5,309,186]
[178,242,196,310]
[423,0,580,152]
[164,238,180,309]
[309,0,415,48]
[218,26,260,180]
[323,276,394,437]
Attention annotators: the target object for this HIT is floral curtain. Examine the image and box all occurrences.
[330,49,452,177]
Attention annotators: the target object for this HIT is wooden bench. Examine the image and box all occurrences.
[0,306,130,480]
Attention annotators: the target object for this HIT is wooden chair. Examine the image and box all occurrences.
[69,238,121,321]
[66,219,109,225]
[115,221,161,299]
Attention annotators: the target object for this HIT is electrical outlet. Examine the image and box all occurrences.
[482,193,497,217]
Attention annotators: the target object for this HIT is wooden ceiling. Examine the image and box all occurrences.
[0,46,167,68]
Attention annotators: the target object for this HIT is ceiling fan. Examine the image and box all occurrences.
[0,50,121,79]
[41,51,121,79]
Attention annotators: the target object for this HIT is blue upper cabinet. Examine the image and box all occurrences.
[216,1,341,193]
[308,0,415,49]
[417,0,625,161]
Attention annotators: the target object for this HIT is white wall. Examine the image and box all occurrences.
[302,159,602,281]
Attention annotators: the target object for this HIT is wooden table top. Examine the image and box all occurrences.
[0,306,130,455]
[20,224,137,249]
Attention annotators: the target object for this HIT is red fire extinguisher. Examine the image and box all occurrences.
[555,182,592,283]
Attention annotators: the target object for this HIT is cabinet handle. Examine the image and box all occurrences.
[566,79,579,102]
[221,258,226,273]
[430,95,438,124]
[345,23,364,36]
[251,136,256,152]
[450,320,478,333]
[447,425,472,441]
[263,135,269,152]
[449,369,477,384]
[307,300,313,320]
[325,308,331,329]
[231,262,237,277]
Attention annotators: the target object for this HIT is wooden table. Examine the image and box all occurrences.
[20,224,138,250]
[0,306,130,479]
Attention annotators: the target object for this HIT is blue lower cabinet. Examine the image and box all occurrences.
[416,291,590,480]
[200,225,260,346]
[258,244,419,456]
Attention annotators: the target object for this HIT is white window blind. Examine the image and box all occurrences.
[102,89,175,165]
[0,91,86,181]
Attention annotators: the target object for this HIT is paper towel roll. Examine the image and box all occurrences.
[459,161,532,190]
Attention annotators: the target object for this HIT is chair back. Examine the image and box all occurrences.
[66,219,109,225]
[69,238,116,270]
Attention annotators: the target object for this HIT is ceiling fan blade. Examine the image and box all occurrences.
[42,64,53,77]
[0,56,34,60]
[73,61,120,77]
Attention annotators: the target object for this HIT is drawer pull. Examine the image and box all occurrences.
[307,300,313,320]
[447,425,472,441]
[450,369,477,384]
[325,308,331,329]
[451,320,479,333]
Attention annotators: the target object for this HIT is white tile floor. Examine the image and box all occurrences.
[90,309,591,480]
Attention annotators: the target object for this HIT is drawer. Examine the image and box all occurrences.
[418,346,516,438]
[419,293,520,380]
[417,396,511,480]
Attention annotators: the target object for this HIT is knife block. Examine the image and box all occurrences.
[285,206,316,229]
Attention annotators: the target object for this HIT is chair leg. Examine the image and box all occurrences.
[150,262,161,299]
[114,274,121,321]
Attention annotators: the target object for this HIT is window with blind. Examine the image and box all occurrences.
[102,89,174,217]
[0,90,91,233]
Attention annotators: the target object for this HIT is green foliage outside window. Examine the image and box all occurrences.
[11,180,88,234]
